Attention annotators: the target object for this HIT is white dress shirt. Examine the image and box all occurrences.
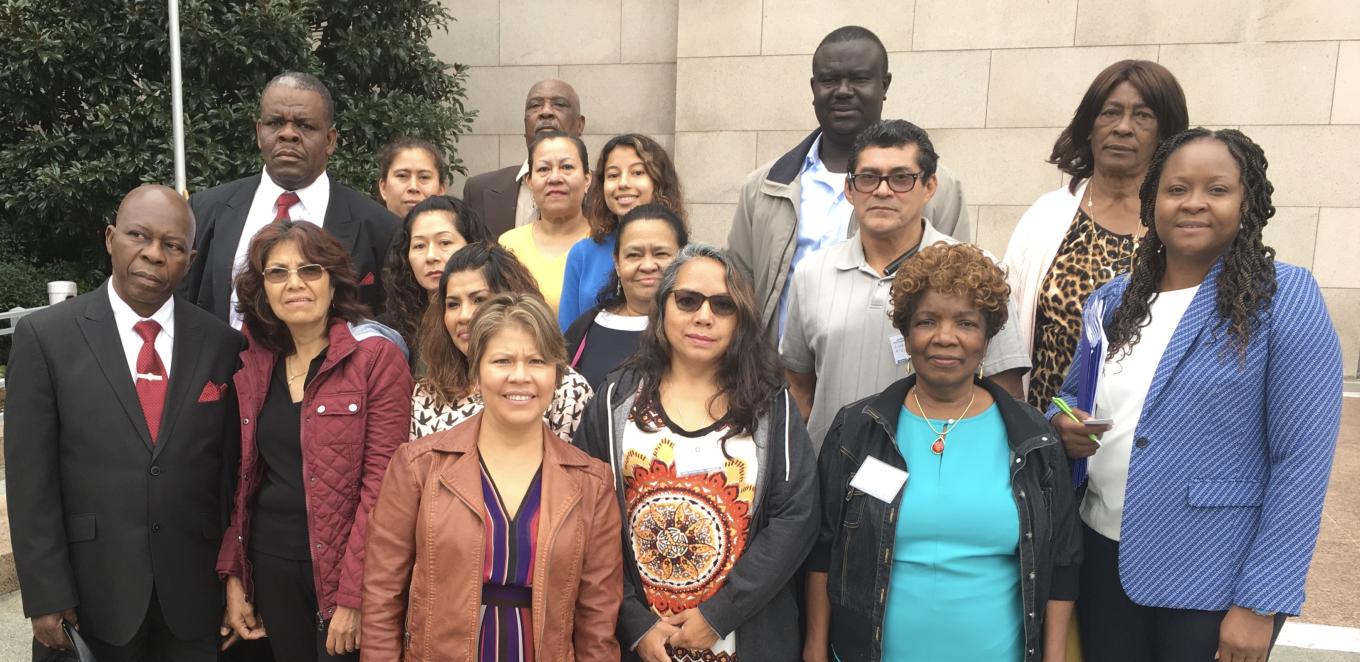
[108,283,175,380]
[228,168,331,328]
[514,159,537,228]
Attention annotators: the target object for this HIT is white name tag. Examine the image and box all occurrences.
[674,440,726,477]
[849,455,908,503]
[888,333,910,366]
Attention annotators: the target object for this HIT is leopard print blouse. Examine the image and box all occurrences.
[409,367,593,442]
[1026,208,1138,408]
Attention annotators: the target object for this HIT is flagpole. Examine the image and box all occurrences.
[168,0,187,196]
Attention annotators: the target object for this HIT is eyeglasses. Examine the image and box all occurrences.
[848,171,922,194]
[671,289,738,317]
[262,264,326,283]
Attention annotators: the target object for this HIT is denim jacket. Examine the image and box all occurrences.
[809,375,1081,662]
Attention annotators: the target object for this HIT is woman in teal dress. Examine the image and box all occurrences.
[805,243,1081,662]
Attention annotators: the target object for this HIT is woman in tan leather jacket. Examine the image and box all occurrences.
[361,293,623,661]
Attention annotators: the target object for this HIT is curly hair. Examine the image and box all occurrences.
[1049,59,1189,194]
[380,195,491,353]
[623,244,783,443]
[418,242,545,406]
[584,134,687,242]
[1104,128,1277,360]
[235,221,369,355]
[888,243,1010,341]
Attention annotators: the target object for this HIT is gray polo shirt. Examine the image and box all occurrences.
[779,219,1032,451]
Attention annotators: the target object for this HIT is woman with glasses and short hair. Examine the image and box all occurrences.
[577,243,818,662]
[219,221,413,661]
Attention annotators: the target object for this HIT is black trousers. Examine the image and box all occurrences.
[1078,524,1287,661]
[33,590,218,662]
[250,550,358,662]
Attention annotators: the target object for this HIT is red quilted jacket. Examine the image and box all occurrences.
[217,319,413,617]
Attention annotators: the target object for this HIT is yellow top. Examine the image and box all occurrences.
[498,223,589,317]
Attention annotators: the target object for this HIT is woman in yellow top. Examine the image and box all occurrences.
[498,130,592,317]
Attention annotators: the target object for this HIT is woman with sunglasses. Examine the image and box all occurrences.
[577,244,818,662]
[219,222,413,661]
[412,242,592,441]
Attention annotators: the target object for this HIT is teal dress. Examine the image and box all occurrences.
[879,404,1023,662]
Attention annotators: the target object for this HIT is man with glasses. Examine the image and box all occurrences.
[779,120,1029,451]
[727,25,970,339]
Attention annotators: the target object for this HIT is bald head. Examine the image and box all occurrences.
[106,185,197,316]
[522,78,585,146]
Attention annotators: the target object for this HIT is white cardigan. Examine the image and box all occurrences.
[1000,180,1087,392]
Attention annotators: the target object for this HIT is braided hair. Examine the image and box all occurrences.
[1105,128,1277,360]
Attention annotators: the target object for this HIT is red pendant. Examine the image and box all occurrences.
[931,437,945,455]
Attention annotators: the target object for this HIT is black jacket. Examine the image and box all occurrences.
[576,368,819,662]
[180,174,399,320]
[4,284,243,644]
[810,375,1081,662]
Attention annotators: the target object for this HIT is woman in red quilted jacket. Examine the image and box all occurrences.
[218,221,413,661]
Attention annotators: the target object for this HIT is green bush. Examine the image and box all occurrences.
[0,0,475,367]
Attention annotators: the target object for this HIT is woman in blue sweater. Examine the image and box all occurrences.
[558,133,686,329]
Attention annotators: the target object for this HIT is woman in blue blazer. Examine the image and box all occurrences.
[1051,128,1342,662]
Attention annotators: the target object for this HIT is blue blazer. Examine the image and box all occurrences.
[1052,260,1341,615]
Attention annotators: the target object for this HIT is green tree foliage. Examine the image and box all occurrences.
[0,0,474,314]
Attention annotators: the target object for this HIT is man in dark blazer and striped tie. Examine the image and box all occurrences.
[5,185,242,661]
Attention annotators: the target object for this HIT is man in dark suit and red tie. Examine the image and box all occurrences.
[5,185,243,661]
[180,71,399,326]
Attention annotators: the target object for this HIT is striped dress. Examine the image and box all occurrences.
[478,460,544,662]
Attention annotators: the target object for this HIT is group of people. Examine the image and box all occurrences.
[3,22,1343,662]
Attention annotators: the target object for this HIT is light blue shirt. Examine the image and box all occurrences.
[776,134,854,336]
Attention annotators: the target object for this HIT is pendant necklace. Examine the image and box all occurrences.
[912,386,977,455]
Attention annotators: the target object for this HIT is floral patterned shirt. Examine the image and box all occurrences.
[409,367,592,442]
[621,401,758,662]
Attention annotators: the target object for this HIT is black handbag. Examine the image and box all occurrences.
[32,622,98,662]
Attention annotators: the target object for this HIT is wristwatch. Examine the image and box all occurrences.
[1251,608,1278,617]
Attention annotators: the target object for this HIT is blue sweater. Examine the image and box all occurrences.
[558,233,617,330]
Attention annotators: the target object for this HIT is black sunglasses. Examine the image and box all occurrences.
[263,264,326,284]
[847,171,922,194]
[671,289,738,317]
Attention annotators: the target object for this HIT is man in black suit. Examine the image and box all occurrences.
[462,78,586,238]
[181,71,399,325]
[5,185,242,661]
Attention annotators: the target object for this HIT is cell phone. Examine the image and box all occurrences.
[1083,417,1114,427]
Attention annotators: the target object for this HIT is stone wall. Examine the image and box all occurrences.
[431,0,1360,375]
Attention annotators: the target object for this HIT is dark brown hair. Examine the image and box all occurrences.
[1105,128,1277,360]
[377,137,448,184]
[235,221,369,355]
[585,134,687,242]
[380,195,491,351]
[888,243,1010,341]
[418,242,545,405]
[624,244,782,442]
[1050,60,1189,193]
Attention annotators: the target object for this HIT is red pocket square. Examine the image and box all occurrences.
[358,272,375,286]
[198,381,229,403]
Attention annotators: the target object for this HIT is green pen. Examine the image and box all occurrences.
[1052,397,1101,444]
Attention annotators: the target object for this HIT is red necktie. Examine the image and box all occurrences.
[133,320,168,443]
[274,191,300,222]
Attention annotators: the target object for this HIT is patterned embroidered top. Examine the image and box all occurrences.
[621,401,759,662]
[409,367,593,442]
[1027,208,1137,408]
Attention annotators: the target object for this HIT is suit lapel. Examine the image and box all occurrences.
[210,176,260,319]
[152,300,203,459]
[1141,262,1224,414]
[324,179,359,253]
[77,284,154,452]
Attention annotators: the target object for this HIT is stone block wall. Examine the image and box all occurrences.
[432,0,1360,375]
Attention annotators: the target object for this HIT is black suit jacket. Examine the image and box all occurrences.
[180,174,400,320]
[461,164,520,239]
[3,283,243,645]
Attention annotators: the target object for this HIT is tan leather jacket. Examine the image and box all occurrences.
[361,413,623,661]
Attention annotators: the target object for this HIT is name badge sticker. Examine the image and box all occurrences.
[888,333,910,366]
[849,455,908,503]
[674,440,726,477]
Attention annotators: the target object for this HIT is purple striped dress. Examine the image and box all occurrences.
[478,460,543,662]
